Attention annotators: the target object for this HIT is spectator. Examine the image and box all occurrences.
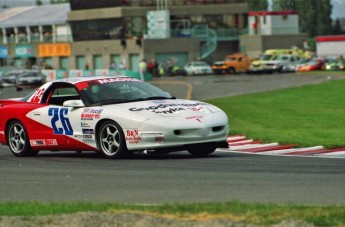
[152,59,159,77]
[138,59,147,81]
[119,61,125,70]
[109,61,116,70]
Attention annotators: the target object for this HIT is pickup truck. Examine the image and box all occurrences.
[263,54,302,73]
[212,53,251,74]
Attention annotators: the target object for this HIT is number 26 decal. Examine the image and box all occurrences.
[48,107,73,135]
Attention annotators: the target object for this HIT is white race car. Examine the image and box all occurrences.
[0,76,229,158]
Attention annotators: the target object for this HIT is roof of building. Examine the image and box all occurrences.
[316,35,345,42]
[0,4,70,28]
[248,10,298,16]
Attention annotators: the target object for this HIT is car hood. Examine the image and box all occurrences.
[102,99,223,119]
[251,60,269,65]
[264,60,281,64]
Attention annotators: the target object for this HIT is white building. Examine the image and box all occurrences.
[316,35,345,57]
[248,10,299,35]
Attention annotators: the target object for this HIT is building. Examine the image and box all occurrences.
[0,4,71,68]
[316,35,345,57]
[0,0,248,72]
[240,10,307,58]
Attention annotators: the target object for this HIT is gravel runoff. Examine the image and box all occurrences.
[0,211,315,227]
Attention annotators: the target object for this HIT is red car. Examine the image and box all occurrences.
[296,59,324,72]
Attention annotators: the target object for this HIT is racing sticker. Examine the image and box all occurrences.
[125,129,141,144]
[30,87,45,103]
[81,122,91,128]
[83,108,103,114]
[81,113,100,120]
[30,139,58,146]
[98,77,139,84]
[82,128,95,134]
[186,116,204,122]
[48,107,73,135]
[129,103,205,114]
[189,106,204,111]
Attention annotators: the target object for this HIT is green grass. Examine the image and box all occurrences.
[0,202,345,226]
[207,80,345,148]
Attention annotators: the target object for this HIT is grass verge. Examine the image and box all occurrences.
[0,201,345,226]
[207,80,345,148]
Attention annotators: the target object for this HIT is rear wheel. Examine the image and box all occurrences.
[7,120,37,157]
[187,144,216,157]
[98,120,127,159]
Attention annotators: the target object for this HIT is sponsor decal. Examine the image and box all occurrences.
[81,122,91,127]
[129,103,204,114]
[81,113,97,120]
[83,135,92,139]
[30,139,58,146]
[189,106,204,111]
[98,77,139,84]
[126,129,141,144]
[74,134,93,139]
[82,128,95,134]
[30,88,45,103]
[83,108,103,114]
[48,107,73,135]
[186,116,204,122]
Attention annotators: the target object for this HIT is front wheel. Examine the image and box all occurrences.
[98,120,128,159]
[227,67,236,74]
[7,120,37,157]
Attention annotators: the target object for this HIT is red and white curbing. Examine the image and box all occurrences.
[221,135,345,159]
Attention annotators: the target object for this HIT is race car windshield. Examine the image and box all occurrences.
[80,81,174,106]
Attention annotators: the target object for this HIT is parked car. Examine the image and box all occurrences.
[16,71,46,91]
[296,59,325,72]
[247,53,276,74]
[1,69,45,89]
[1,70,22,87]
[282,59,309,72]
[0,66,21,89]
[0,75,3,89]
[184,61,213,75]
[324,58,345,71]
[263,54,301,73]
[168,66,187,76]
[0,76,229,158]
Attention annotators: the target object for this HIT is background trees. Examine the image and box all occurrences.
[247,0,343,36]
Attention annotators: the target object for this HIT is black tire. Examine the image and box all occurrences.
[278,67,283,73]
[227,67,236,74]
[98,120,127,159]
[7,120,37,157]
[187,143,216,157]
[16,87,23,91]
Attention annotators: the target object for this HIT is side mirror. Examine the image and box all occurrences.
[63,100,85,108]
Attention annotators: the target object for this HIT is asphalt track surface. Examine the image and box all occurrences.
[0,72,344,205]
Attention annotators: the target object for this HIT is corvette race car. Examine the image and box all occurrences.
[0,76,229,158]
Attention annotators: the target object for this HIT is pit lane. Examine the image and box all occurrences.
[0,72,344,205]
